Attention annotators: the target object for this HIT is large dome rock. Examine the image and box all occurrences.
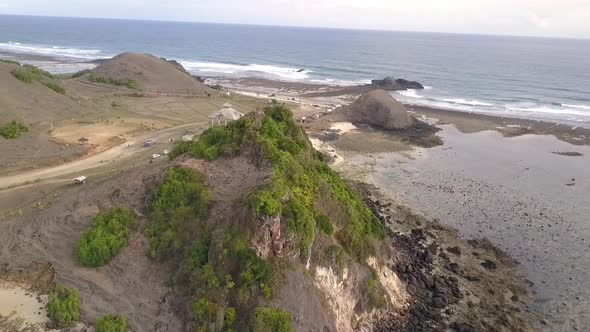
[345,90,414,130]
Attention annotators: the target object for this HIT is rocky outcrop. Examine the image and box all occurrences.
[344,90,414,130]
[371,77,424,90]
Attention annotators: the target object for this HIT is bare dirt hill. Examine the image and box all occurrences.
[0,62,90,174]
[88,53,212,95]
[0,62,82,123]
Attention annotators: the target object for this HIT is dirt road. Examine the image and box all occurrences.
[0,122,207,191]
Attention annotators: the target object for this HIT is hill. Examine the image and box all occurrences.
[0,61,89,174]
[0,105,532,331]
[87,53,211,95]
[0,61,80,123]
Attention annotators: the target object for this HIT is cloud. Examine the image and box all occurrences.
[526,12,550,29]
[0,0,589,38]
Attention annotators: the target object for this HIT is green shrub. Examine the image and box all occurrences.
[183,232,273,329]
[0,121,28,139]
[72,69,91,78]
[252,307,294,332]
[10,64,53,83]
[0,59,20,65]
[224,307,236,327]
[46,285,80,328]
[11,68,37,83]
[147,167,211,259]
[366,273,386,308]
[283,197,315,258]
[316,213,334,236]
[95,314,128,332]
[169,118,254,160]
[250,188,283,216]
[9,63,66,94]
[231,239,271,296]
[43,81,65,94]
[185,230,211,273]
[88,73,137,89]
[23,64,53,78]
[326,245,348,276]
[77,208,135,267]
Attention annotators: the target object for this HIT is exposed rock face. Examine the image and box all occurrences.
[371,77,424,90]
[252,215,287,259]
[345,90,414,130]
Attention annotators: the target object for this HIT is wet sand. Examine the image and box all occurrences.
[334,125,590,331]
[0,283,49,331]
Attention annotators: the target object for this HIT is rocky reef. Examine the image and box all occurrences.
[371,77,425,90]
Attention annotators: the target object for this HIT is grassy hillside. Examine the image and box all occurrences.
[156,105,385,330]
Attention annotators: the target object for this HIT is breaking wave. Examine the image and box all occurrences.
[395,88,590,122]
[181,60,311,81]
[0,41,105,59]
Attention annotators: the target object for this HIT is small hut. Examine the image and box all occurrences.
[209,104,244,126]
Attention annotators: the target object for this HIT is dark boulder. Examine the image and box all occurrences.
[371,77,424,90]
[481,259,498,270]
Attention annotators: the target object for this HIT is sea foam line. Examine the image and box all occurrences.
[562,103,590,110]
[180,60,311,80]
[0,41,104,59]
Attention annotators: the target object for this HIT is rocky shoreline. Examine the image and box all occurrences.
[360,184,533,331]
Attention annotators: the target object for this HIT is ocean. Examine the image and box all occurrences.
[1,15,589,124]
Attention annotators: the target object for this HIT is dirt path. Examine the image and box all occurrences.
[0,122,207,191]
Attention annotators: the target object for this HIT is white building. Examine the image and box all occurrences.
[209,103,245,126]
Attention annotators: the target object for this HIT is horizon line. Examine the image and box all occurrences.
[0,13,588,41]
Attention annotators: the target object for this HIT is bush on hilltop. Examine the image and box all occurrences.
[43,81,66,94]
[172,105,383,259]
[88,73,138,89]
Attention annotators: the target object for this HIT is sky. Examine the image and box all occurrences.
[0,0,589,38]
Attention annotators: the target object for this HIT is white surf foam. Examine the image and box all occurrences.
[397,89,424,99]
[181,60,311,81]
[505,104,590,117]
[0,41,104,59]
[309,77,372,86]
[395,90,590,123]
[442,98,493,107]
[562,103,590,110]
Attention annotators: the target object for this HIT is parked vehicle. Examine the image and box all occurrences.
[73,176,87,184]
